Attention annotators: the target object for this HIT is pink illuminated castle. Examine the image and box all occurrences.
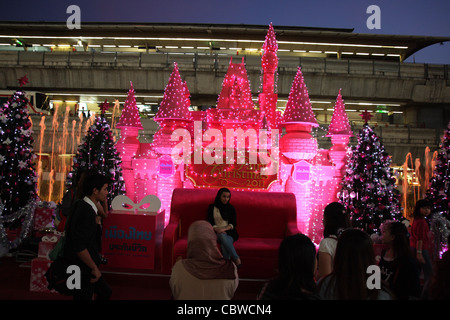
[115,24,352,244]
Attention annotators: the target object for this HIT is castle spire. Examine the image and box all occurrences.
[262,22,278,54]
[154,62,192,122]
[259,23,279,129]
[116,81,144,129]
[326,89,353,137]
[216,59,254,110]
[282,67,318,127]
[261,22,278,95]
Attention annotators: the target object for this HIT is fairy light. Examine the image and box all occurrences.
[259,23,279,130]
[154,62,193,122]
[326,89,353,137]
[327,89,353,178]
[281,67,318,127]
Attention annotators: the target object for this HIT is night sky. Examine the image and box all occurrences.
[0,0,449,64]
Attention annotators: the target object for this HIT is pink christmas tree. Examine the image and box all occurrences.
[282,67,318,127]
[116,81,144,130]
[326,89,353,137]
[154,62,192,121]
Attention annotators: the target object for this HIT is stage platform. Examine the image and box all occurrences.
[0,256,266,300]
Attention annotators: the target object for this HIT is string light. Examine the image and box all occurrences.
[281,66,318,127]
[0,89,38,217]
[326,89,353,137]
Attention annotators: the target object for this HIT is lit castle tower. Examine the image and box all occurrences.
[152,63,192,224]
[115,81,144,201]
[327,89,353,182]
[259,23,279,129]
[210,56,261,130]
[279,67,319,235]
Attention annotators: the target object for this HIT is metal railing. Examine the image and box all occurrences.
[0,51,448,80]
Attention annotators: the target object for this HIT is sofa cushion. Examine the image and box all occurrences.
[234,238,282,258]
[173,236,281,260]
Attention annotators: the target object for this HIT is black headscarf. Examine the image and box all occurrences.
[213,188,234,218]
[208,188,238,241]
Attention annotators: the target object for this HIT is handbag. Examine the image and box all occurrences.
[44,257,74,295]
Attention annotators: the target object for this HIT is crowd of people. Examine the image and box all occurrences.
[59,178,449,300]
[169,191,450,300]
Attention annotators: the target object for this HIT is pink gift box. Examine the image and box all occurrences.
[33,208,55,231]
[29,257,57,293]
[38,235,61,259]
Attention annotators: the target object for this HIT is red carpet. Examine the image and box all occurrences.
[0,256,265,300]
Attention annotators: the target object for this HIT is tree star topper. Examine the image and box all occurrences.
[18,75,29,87]
[99,99,111,115]
[360,109,373,123]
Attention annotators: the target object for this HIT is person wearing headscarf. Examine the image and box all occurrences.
[207,188,241,267]
[169,220,238,300]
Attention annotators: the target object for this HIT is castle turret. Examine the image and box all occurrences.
[209,57,262,153]
[280,66,319,235]
[152,62,192,225]
[153,63,193,155]
[280,67,318,161]
[259,23,279,129]
[116,81,144,201]
[327,89,353,179]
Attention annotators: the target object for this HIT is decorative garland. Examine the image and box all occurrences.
[430,212,450,259]
[0,199,38,256]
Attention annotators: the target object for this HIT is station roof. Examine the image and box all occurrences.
[1,21,449,61]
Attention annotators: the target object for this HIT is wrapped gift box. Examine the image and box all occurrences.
[102,195,164,271]
[29,257,56,293]
[38,234,61,259]
[33,208,55,231]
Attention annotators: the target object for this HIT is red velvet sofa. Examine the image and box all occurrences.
[162,188,299,279]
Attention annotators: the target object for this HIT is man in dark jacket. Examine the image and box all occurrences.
[64,171,112,300]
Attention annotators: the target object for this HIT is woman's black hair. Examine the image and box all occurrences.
[413,199,430,218]
[271,233,317,296]
[323,202,350,238]
[214,188,231,206]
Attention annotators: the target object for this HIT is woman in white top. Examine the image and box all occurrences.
[207,188,241,267]
[316,202,350,280]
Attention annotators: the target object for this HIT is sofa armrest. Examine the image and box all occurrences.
[286,221,300,236]
[161,222,179,274]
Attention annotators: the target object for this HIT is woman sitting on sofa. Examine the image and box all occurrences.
[207,188,241,268]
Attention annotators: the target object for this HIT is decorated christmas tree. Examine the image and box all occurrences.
[426,121,450,257]
[339,112,402,234]
[426,121,449,219]
[67,115,125,206]
[0,77,38,253]
[0,77,38,217]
